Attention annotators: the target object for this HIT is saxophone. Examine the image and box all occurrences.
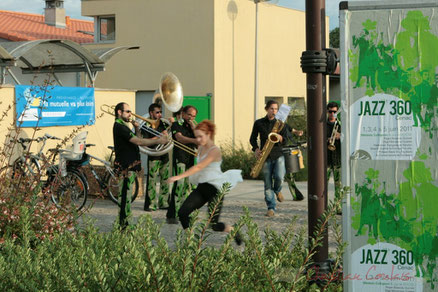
[250,120,284,178]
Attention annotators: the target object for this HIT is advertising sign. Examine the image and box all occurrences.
[341,1,438,291]
[16,85,95,127]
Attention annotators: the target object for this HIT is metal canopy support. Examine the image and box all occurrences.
[0,66,5,85]
[84,62,94,87]
[52,73,63,86]
[6,67,20,85]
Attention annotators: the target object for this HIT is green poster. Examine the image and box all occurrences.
[341,2,438,291]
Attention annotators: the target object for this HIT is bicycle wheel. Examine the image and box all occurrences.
[12,157,40,178]
[104,171,139,205]
[49,169,87,212]
[12,157,41,191]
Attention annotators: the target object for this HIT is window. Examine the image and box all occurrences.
[264,96,283,105]
[288,97,306,115]
[95,16,115,43]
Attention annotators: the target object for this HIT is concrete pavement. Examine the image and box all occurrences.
[80,179,338,249]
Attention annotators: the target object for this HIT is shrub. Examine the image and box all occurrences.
[0,81,85,244]
[0,135,81,245]
[0,185,347,291]
[221,141,258,179]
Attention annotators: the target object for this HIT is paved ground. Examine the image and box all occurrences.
[80,179,340,250]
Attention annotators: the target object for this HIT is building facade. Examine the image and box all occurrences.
[82,0,329,145]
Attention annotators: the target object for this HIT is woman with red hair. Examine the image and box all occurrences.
[168,120,243,244]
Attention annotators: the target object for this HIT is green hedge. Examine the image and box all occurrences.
[0,185,346,291]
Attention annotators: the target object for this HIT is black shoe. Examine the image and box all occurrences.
[159,206,169,210]
[144,207,153,212]
[166,217,179,224]
[234,231,243,246]
[293,189,305,201]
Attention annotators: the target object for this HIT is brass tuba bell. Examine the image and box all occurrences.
[159,72,183,112]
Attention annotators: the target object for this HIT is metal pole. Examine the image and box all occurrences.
[254,1,259,122]
[306,0,328,264]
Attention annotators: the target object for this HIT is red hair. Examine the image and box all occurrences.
[195,120,216,139]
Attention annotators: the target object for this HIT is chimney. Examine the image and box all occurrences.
[44,0,66,28]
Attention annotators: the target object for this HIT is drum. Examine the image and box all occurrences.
[283,147,300,174]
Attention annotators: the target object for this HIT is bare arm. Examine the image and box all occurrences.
[292,128,304,136]
[168,147,221,183]
[131,120,142,137]
[175,132,198,145]
[129,134,168,146]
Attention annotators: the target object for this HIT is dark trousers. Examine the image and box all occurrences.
[166,159,192,219]
[119,171,136,229]
[178,183,225,231]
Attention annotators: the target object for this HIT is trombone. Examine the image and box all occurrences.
[328,120,339,151]
[101,104,197,156]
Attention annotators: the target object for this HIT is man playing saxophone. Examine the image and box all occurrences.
[327,102,342,211]
[250,100,288,217]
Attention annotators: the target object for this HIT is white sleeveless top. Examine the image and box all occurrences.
[189,145,243,190]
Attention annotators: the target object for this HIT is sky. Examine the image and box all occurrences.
[0,0,346,30]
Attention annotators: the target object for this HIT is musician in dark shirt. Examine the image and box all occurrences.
[166,105,198,224]
[113,102,167,229]
[327,102,341,203]
[284,124,305,201]
[142,103,171,211]
[249,100,288,217]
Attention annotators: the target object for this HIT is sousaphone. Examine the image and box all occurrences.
[137,72,184,156]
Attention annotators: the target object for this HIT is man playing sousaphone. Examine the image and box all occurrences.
[250,100,288,217]
[142,103,171,212]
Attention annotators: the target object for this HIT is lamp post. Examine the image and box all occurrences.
[251,0,271,122]
[301,0,334,284]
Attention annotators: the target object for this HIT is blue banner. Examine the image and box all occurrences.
[16,85,95,127]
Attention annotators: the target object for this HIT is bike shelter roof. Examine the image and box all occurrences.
[0,40,138,86]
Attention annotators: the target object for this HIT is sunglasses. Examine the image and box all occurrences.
[154,111,162,114]
[328,110,337,113]
[123,110,132,113]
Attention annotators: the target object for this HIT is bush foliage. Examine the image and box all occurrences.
[0,182,347,291]
[221,142,258,179]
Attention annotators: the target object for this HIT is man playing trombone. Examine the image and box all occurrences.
[113,102,168,229]
[166,105,198,224]
[142,103,171,211]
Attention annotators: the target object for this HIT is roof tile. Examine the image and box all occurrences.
[0,10,94,43]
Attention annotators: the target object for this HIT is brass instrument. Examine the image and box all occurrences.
[328,120,339,151]
[159,72,183,112]
[250,120,284,178]
[100,104,197,156]
[100,72,197,156]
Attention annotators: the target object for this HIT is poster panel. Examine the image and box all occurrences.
[16,85,95,127]
[341,2,438,291]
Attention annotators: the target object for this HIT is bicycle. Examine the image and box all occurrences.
[64,144,139,206]
[9,134,88,212]
[11,134,61,181]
